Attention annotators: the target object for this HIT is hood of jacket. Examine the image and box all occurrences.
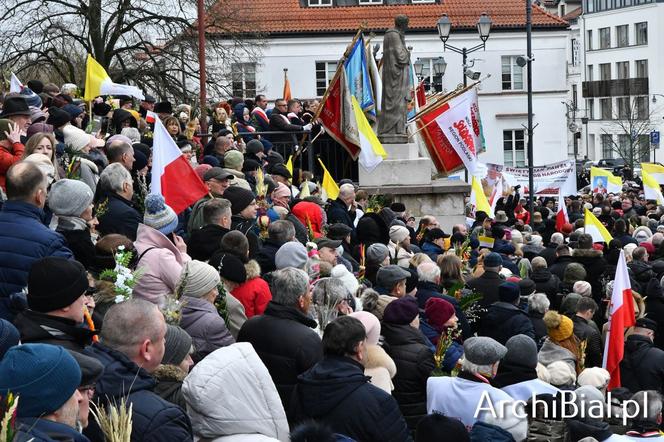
[356,212,389,245]
[135,223,182,259]
[245,259,261,280]
[86,342,156,398]
[566,419,613,441]
[292,201,323,237]
[572,248,604,259]
[364,344,397,377]
[182,342,289,441]
[530,268,554,283]
[295,356,369,417]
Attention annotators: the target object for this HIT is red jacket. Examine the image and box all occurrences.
[231,260,272,318]
[0,142,25,190]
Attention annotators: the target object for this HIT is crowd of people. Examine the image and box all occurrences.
[0,81,663,442]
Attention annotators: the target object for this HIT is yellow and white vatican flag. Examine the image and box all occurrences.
[585,208,613,243]
[642,163,664,185]
[351,96,387,172]
[642,169,664,205]
[84,54,144,101]
[590,167,622,194]
[470,176,493,218]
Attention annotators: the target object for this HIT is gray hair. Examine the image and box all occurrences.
[100,299,165,359]
[461,358,494,376]
[269,220,296,243]
[203,198,231,225]
[528,293,550,314]
[339,183,355,199]
[271,267,309,306]
[99,162,132,194]
[106,142,133,164]
[531,256,547,271]
[550,232,564,245]
[120,127,141,144]
[312,277,349,307]
[417,262,440,283]
[627,390,663,421]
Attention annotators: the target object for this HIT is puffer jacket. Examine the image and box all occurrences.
[14,417,90,442]
[180,296,235,363]
[0,201,72,296]
[231,260,272,318]
[153,364,188,410]
[96,192,142,240]
[133,223,191,306]
[627,259,655,292]
[530,268,561,301]
[469,421,516,442]
[231,215,261,259]
[84,343,193,442]
[365,344,397,394]
[479,302,536,344]
[291,356,412,442]
[620,334,664,394]
[381,322,435,432]
[182,343,289,442]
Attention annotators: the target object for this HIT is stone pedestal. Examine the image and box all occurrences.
[358,141,470,231]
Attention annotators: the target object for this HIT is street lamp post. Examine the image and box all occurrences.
[437,13,492,181]
[413,57,447,93]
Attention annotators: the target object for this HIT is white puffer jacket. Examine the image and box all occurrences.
[182,343,289,442]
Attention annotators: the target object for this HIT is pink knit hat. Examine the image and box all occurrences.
[349,311,381,346]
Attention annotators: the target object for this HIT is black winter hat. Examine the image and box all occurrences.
[27,80,44,95]
[68,350,104,386]
[271,163,292,179]
[209,252,247,284]
[327,223,353,240]
[46,106,71,128]
[28,257,88,312]
[242,159,261,173]
[154,101,173,114]
[0,96,31,118]
[223,186,255,215]
[162,325,193,365]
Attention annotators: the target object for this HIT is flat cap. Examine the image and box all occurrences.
[463,336,507,365]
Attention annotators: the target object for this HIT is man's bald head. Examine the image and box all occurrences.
[6,161,47,205]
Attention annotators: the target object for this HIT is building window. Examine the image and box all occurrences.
[599,27,611,49]
[308,0,332,5]
[586,0,594,13]
[358,0,382,3]
[571,39,580,66]
[315,61,338,96]
[587,64,594,81]
[635,22,648,44]
[601,134,614,158]
[618,134,631,156]
[587,98,595,119]
[231,63,256,99]
[501,56,524,90]
[635,96,649,119]
[617,97,630,119]
[616,61,629,79]
[572,84,578,109]
[599,63,611,81]
[638,135,650,161]
[416,58,444,93]
[560,4,566,15]
[635,59,648,77]
[600,98,612,119]
[503,130,526,166]
[616,25,629,47]
[586,30,593,50]
[411,0,435,2]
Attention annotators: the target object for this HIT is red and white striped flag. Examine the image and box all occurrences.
[555,188,568,232]
[603,250,635,390]
[149,111,208,214]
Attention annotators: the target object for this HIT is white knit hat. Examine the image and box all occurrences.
[62,125,103,153]
[176,260,220,298]
[330,264,359,297]
[577,367,611,389]
[389,225,410,243]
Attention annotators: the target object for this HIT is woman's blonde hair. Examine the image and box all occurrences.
[23,132,56,162]
[437,253,464,282]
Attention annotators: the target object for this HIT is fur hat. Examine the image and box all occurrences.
[144,194,178,235]
[543,310,574,342]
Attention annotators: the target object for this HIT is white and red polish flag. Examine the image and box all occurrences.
[555,188,568,232]
[149,111,208,214]
[603,250,635,390]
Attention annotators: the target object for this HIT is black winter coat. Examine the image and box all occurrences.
[84,343,193,442]
[529,310,548,344]
[381,322,435,431]
[14,310,96,353]
[478,302,536,344]
[539,243,558,266]
[466,270,504,308]
[186,224,229,261]
[291,356,412,442]
[255,238,284,275]
[415,280,472,340]
[620,334,664,394]
[548,255,574,281]
[627,260,655,293]
[530,269,562,305]
[326,199,356,235]
[59,228,100,271]
[572,249,607,303]
[286,213,309,245]
[237,301,323,418]
[645,286,664,351]
[97,193,142,240]
[231,215,261,259]
[572,315,603,368]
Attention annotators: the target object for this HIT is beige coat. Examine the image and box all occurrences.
[364,344,397,394]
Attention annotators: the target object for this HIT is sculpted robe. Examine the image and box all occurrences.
[378,28,411,137]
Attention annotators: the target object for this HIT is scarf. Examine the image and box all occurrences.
[57,215,89,232]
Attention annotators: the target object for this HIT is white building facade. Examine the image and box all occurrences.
[579,0,663,162]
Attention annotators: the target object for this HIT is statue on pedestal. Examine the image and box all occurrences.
[377,15,411,144]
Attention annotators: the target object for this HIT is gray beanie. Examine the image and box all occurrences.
[176,260,220,298]
[162,325,193,365]
[275,242,308,270]
[48,178,93,217]
[504,334,538,369]
[463,336,507,365]
[366,243,389,265]
[144,194,178,235]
